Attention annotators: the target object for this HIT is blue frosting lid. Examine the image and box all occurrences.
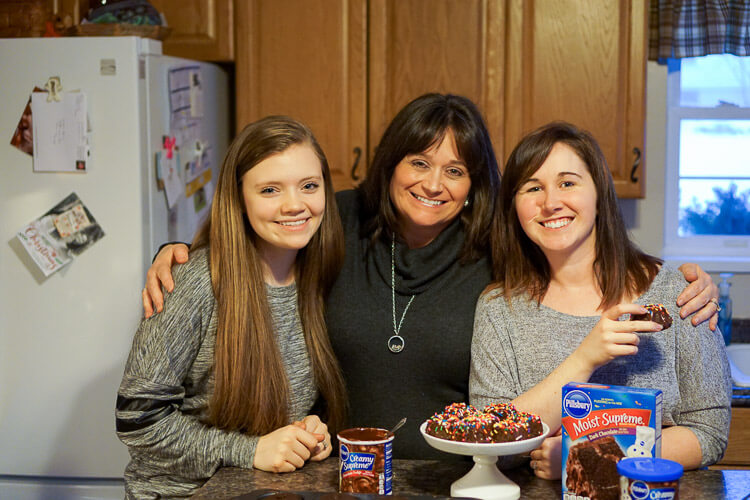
[617,457,684,482]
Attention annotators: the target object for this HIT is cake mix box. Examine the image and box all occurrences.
[561,382,663,500]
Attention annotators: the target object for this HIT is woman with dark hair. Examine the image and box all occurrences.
[326,94,499,458]
[141,95,720,460]
[470,122,731,477]
[116,116,347,498]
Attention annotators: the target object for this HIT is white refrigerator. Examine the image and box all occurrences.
[0,37,230,498]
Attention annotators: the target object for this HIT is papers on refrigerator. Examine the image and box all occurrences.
[16,193,105,277]
[31,91,90,172]
[168,65,202,148]
[8,87,41,156]
[157,150,183,209]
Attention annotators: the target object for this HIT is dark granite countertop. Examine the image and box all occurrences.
[191,459,750,499]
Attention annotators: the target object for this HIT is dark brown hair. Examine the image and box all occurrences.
[489,121,661,309]
[192,115,346,435]
[357,93,501,261]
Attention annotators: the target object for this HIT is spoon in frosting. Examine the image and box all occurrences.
[389,417,407,436]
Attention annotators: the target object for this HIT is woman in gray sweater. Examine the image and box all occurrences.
[116,116,347,498]
[470,122,731,478]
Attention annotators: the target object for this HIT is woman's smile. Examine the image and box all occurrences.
[276,218,311,229]
[410,192,446,207]
[540,216,573,229]
[390,129,471,247]
[515,142,597,258]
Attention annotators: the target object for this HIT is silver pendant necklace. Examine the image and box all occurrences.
[389,237,415,353]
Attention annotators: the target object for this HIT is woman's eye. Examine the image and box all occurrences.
[260,187,276,194]
[447,167,465,177]
[525,186,541,193]
[561,180,575,188]
[303,182,319,191]
[411,159,429,169]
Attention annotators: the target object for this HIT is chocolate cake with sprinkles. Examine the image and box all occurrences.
[630,303,673,329]
[425,402,543,443]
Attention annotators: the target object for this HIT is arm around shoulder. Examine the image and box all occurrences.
[143,242,191,317]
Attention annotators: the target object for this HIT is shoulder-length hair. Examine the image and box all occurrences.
[489,121,661,309]
[192,116,347,435]
[357,93,501,261]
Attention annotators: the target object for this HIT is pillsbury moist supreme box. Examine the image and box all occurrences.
[561,383,662,500]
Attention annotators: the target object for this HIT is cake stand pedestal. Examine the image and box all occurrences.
[420,421,550,500]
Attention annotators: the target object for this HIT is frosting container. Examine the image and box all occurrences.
[337,428,393,494]
[617,457,683,500]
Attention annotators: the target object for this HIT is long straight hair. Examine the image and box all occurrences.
[489,121,661,309]
[192,116,346,435]
[357,93,500,261]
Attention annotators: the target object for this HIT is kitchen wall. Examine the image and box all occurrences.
[621,61,749,318]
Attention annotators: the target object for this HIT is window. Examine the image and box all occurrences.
[664,55,750,272]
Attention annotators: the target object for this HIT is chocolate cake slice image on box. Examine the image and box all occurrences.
[564,436,624,500]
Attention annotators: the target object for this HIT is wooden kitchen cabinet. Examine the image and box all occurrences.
[235,0,367,190]
[367,1,505,177]
[234,0,647,196]
[235,0,504,191]
[41,0,233,61]
[150,0,233,61]
[714,407,750,468]
[504,0,647,197]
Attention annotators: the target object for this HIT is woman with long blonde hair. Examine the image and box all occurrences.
[116,116,346,499]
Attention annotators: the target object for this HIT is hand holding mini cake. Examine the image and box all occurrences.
[425,402,543,443]
[629,304,673,329]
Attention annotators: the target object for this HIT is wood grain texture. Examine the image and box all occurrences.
[236,0,367,191]
[504,0,646,197]
[151,0,233,61]
[368,0,487,149]
[716,407,750,466]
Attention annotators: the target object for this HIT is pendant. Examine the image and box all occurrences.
[388,335,405,353]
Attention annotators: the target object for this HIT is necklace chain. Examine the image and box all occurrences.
[390,237,415,353]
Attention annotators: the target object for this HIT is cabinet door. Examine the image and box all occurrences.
[368,0,506,164]
[715,407,750,467]
[235,0,367,191]
[504,0,646,198]
[150,0,233,62]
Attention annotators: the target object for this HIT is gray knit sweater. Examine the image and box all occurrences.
[116,248,317,499]
[469,266,732,467]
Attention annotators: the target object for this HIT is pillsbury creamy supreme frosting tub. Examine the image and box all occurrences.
[337,427,393,494]
[617,457,683,499]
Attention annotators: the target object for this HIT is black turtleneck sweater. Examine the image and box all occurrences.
[327,190,492,459]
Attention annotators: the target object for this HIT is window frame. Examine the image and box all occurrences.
[663,58,750,273]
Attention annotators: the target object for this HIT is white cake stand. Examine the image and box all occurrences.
[420,421,550,500]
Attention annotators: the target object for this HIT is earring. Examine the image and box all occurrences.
[464,198,469,207]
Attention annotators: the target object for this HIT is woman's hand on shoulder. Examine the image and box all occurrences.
[677,263,720,331]
[574,304,660,371]
[253,423,325,473]
[142,243,190,318]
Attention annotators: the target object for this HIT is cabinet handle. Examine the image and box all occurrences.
[351,147,362,181]
[630,147,641,183]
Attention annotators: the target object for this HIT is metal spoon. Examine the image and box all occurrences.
[389,417,407,435]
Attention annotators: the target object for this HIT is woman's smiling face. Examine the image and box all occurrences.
[240,144,325,258]
[389,129,471,247]
[514,142,598,259]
